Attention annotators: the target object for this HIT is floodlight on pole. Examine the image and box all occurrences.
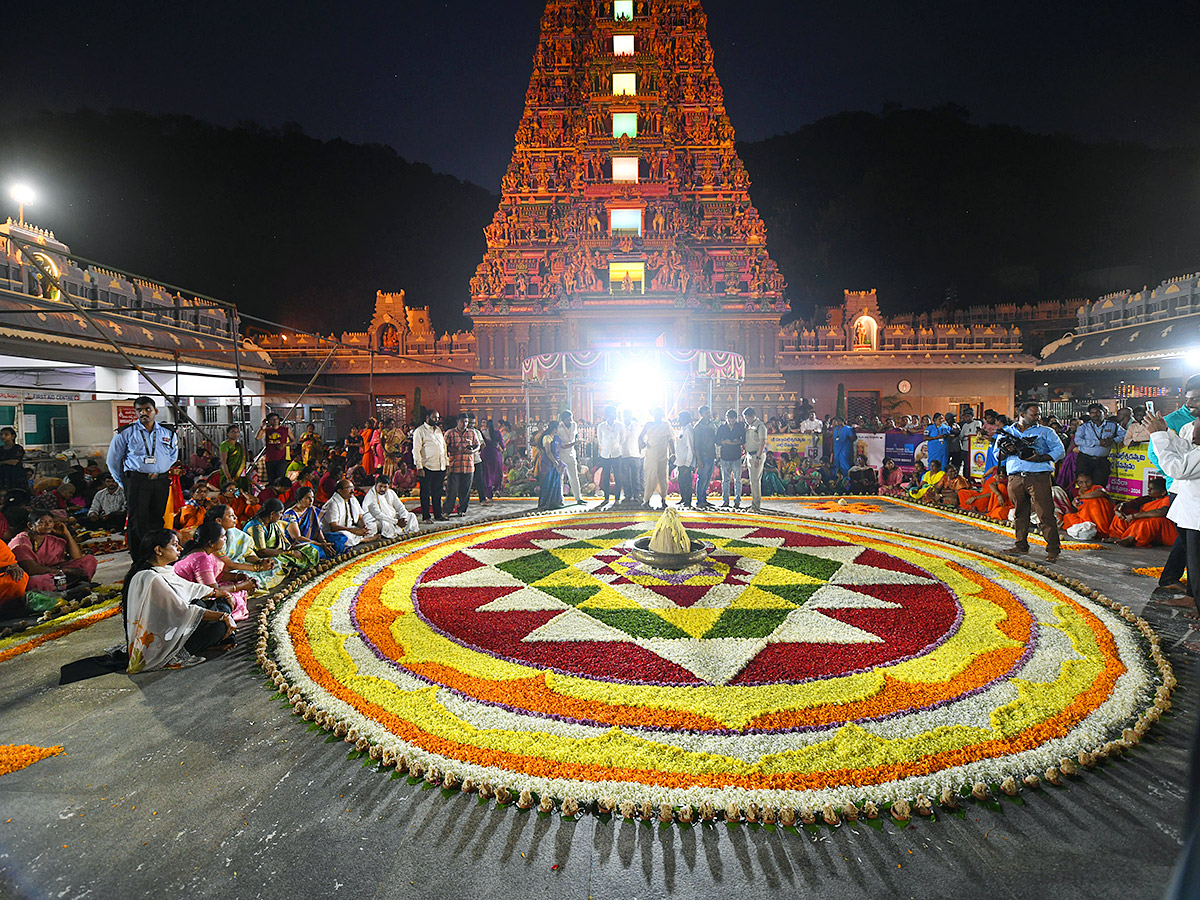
[9,184,35,225]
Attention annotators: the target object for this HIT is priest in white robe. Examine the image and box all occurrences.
[364,475,421,538]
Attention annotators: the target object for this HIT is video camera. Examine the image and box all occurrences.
[994,432,1040,462]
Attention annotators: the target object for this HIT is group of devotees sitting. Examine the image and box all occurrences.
[122,473,421,672]
[0,470,421,673]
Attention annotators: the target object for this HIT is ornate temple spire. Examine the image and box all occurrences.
[467,0,787,320]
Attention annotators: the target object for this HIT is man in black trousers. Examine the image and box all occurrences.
[105,396,179,558]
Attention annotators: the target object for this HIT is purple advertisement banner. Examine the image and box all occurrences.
[883,433,928,473]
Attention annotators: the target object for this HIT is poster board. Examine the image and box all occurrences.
[765,433,820,459]
[1109,443,1153,501]
[969,435,992,479]
[883,432,928,473]
[116,404,138,428]
[765,432,888,470]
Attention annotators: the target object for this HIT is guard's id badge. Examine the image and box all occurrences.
[144,456,157,465]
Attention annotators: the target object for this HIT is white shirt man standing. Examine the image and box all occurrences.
[1148,379,1200,611]
[742,407,769,512]
[675,410,697,508]
[413,411,448,522]
[800,412,823,434]
[557,411,584,505]
[363,474,420,538]
[620,409,643,505]
[596,405,625,504]
[955,409,982,474]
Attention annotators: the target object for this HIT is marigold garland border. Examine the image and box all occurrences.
[0,600,121,664]
[255,510,1175,825]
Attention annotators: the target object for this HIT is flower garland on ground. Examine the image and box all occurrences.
[861,495,1102,551]
[797,501,882,515]
[0,744,63,777]
[259,510,1172,824]
[0,594,122,664]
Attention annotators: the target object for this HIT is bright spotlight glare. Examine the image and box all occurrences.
[1187,347,1200,370]
[611,362,660,415]
[9,184,35,205]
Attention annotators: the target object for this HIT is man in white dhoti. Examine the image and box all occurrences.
[557,410,585,505]
[639,407,675,508]
[364,474,420,538]
[320,478,377,553]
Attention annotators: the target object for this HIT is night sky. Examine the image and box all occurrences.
[3,1,1197,192]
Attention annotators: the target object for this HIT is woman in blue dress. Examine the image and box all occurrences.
[280,486,337,560]
[831,418,857,476]
[535,425,564,511]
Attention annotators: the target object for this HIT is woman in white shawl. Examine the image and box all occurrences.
[124,529,235,673]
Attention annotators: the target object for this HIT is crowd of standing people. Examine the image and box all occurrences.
[0,386,1190,671]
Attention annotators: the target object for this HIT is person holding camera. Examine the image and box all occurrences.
[999,401,1065,562]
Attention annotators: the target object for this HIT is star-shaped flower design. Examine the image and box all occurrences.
[418,524,936,685]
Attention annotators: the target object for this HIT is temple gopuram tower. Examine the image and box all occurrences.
[462,0,791,421]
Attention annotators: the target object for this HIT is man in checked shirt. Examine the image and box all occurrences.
[443,414,480,518]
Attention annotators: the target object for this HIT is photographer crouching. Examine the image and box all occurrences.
[997,401,1066,563]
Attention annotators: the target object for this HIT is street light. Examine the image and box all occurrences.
[9,184,34,225]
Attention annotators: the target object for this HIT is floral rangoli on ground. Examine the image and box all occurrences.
[261,511,1172,820]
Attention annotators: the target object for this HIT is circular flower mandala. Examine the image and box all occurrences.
[266,512,1170,813]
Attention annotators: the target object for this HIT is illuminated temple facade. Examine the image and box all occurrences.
[256,0,1068,426]
[460,0,790,418]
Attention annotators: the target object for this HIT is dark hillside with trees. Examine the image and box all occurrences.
[0,109,496,334]
[741,105,1200,315]
[1,106,1197,334]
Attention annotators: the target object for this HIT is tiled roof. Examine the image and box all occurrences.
[1036,314,1200,371]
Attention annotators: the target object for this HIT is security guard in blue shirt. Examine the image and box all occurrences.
[106,396,179,558]
[997,401,1065,562]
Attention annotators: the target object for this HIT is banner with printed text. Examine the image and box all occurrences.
[969,435,992,480]
[1109,443,1153,501]
[765,434,820,460]
[884,432,929,473]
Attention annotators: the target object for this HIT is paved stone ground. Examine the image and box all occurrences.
[1,496,1194,900]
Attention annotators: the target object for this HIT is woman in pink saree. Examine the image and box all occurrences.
[9,514,97,590]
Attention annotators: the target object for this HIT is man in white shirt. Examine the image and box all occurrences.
[742,407,769,513]
[557,411,584,505]
[320,478,377,554]
[1149,381,1200,611]
[675,410,696,507]
[620,409,643,506]
[953,409,982,475]
[596,405,625,505]
[413,410,448,522]
[88,473,127,532]
[363,475,420,538]
[799,412,823,434]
